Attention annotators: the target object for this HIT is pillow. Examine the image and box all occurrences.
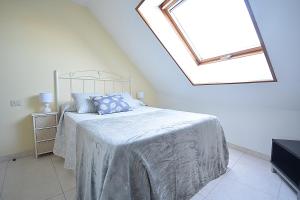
[71,93,101,114]
[92,95,131,115]
[60,101,77,113]
[108,92,145,109]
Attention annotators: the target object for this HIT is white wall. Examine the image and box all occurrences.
[0,0,157,156]
[82,0,300,156]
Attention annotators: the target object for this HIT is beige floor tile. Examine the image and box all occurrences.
[51,156,76,192]
[2,156,62,200]
[228,148,244,168]
[1,148,296,200]
[225,153,281,197]
[190,192,205,200]
[278,181,297,200]
[194,174,225,198]
[205,176,275,200]
[237,153,271,170]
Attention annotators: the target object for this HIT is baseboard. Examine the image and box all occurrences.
[0,144,270,163]
[228,142,271,161]
[0,150,34,162]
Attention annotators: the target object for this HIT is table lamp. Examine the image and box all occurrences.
[39,92,53,113]
[137,91,145,102]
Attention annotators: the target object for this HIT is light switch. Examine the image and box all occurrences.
[10,100,23,107]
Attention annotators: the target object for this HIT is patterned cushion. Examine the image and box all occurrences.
[108,92,145,109]
[92,95,131,115]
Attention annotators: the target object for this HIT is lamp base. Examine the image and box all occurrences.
[41,103,52,113]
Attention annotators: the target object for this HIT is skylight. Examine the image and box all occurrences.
[137,0,276,85]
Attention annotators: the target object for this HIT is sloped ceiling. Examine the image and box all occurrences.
[73,0,300,155]
[77,0,300,110]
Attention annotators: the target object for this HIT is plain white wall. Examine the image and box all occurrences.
[81,0,300,155]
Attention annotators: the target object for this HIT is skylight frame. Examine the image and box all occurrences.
[160,0,270,66]
[136,0,277,85]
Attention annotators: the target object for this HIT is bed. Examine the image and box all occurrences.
[53,70,229,200]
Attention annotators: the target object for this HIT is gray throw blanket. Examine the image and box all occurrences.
[76,109,228,200]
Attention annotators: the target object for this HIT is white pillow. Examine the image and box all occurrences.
[108,92,145,109]
[71,93,102,113]
[60,101,77,113]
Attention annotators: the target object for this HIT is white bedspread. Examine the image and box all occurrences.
[54,106,228,199]
[53,106,161,170]
[76,109,228,200]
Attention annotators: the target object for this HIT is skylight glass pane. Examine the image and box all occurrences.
[170,0,261,59]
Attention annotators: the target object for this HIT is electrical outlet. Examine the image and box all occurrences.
[10,100,23,107]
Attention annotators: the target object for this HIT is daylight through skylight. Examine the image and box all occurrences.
[137,0,276,85]
[169,0,261,60]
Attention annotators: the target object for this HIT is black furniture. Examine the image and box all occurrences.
[271,139,300,200]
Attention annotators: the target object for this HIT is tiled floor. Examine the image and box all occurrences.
[0,155,75,200]
[0,148,297,200]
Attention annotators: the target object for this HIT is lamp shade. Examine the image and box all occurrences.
[137,91,145,100]
[39,92,53,103]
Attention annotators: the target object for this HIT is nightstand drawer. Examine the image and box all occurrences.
[35,115,56,128]
[36,127,56,141]
[36,140,55,154]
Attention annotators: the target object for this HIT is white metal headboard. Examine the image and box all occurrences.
[54,70,131,111]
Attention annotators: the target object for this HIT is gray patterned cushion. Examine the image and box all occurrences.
[92,95,131,115]
[108,92,145,109]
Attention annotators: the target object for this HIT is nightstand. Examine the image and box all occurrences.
[32,112,58,158]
